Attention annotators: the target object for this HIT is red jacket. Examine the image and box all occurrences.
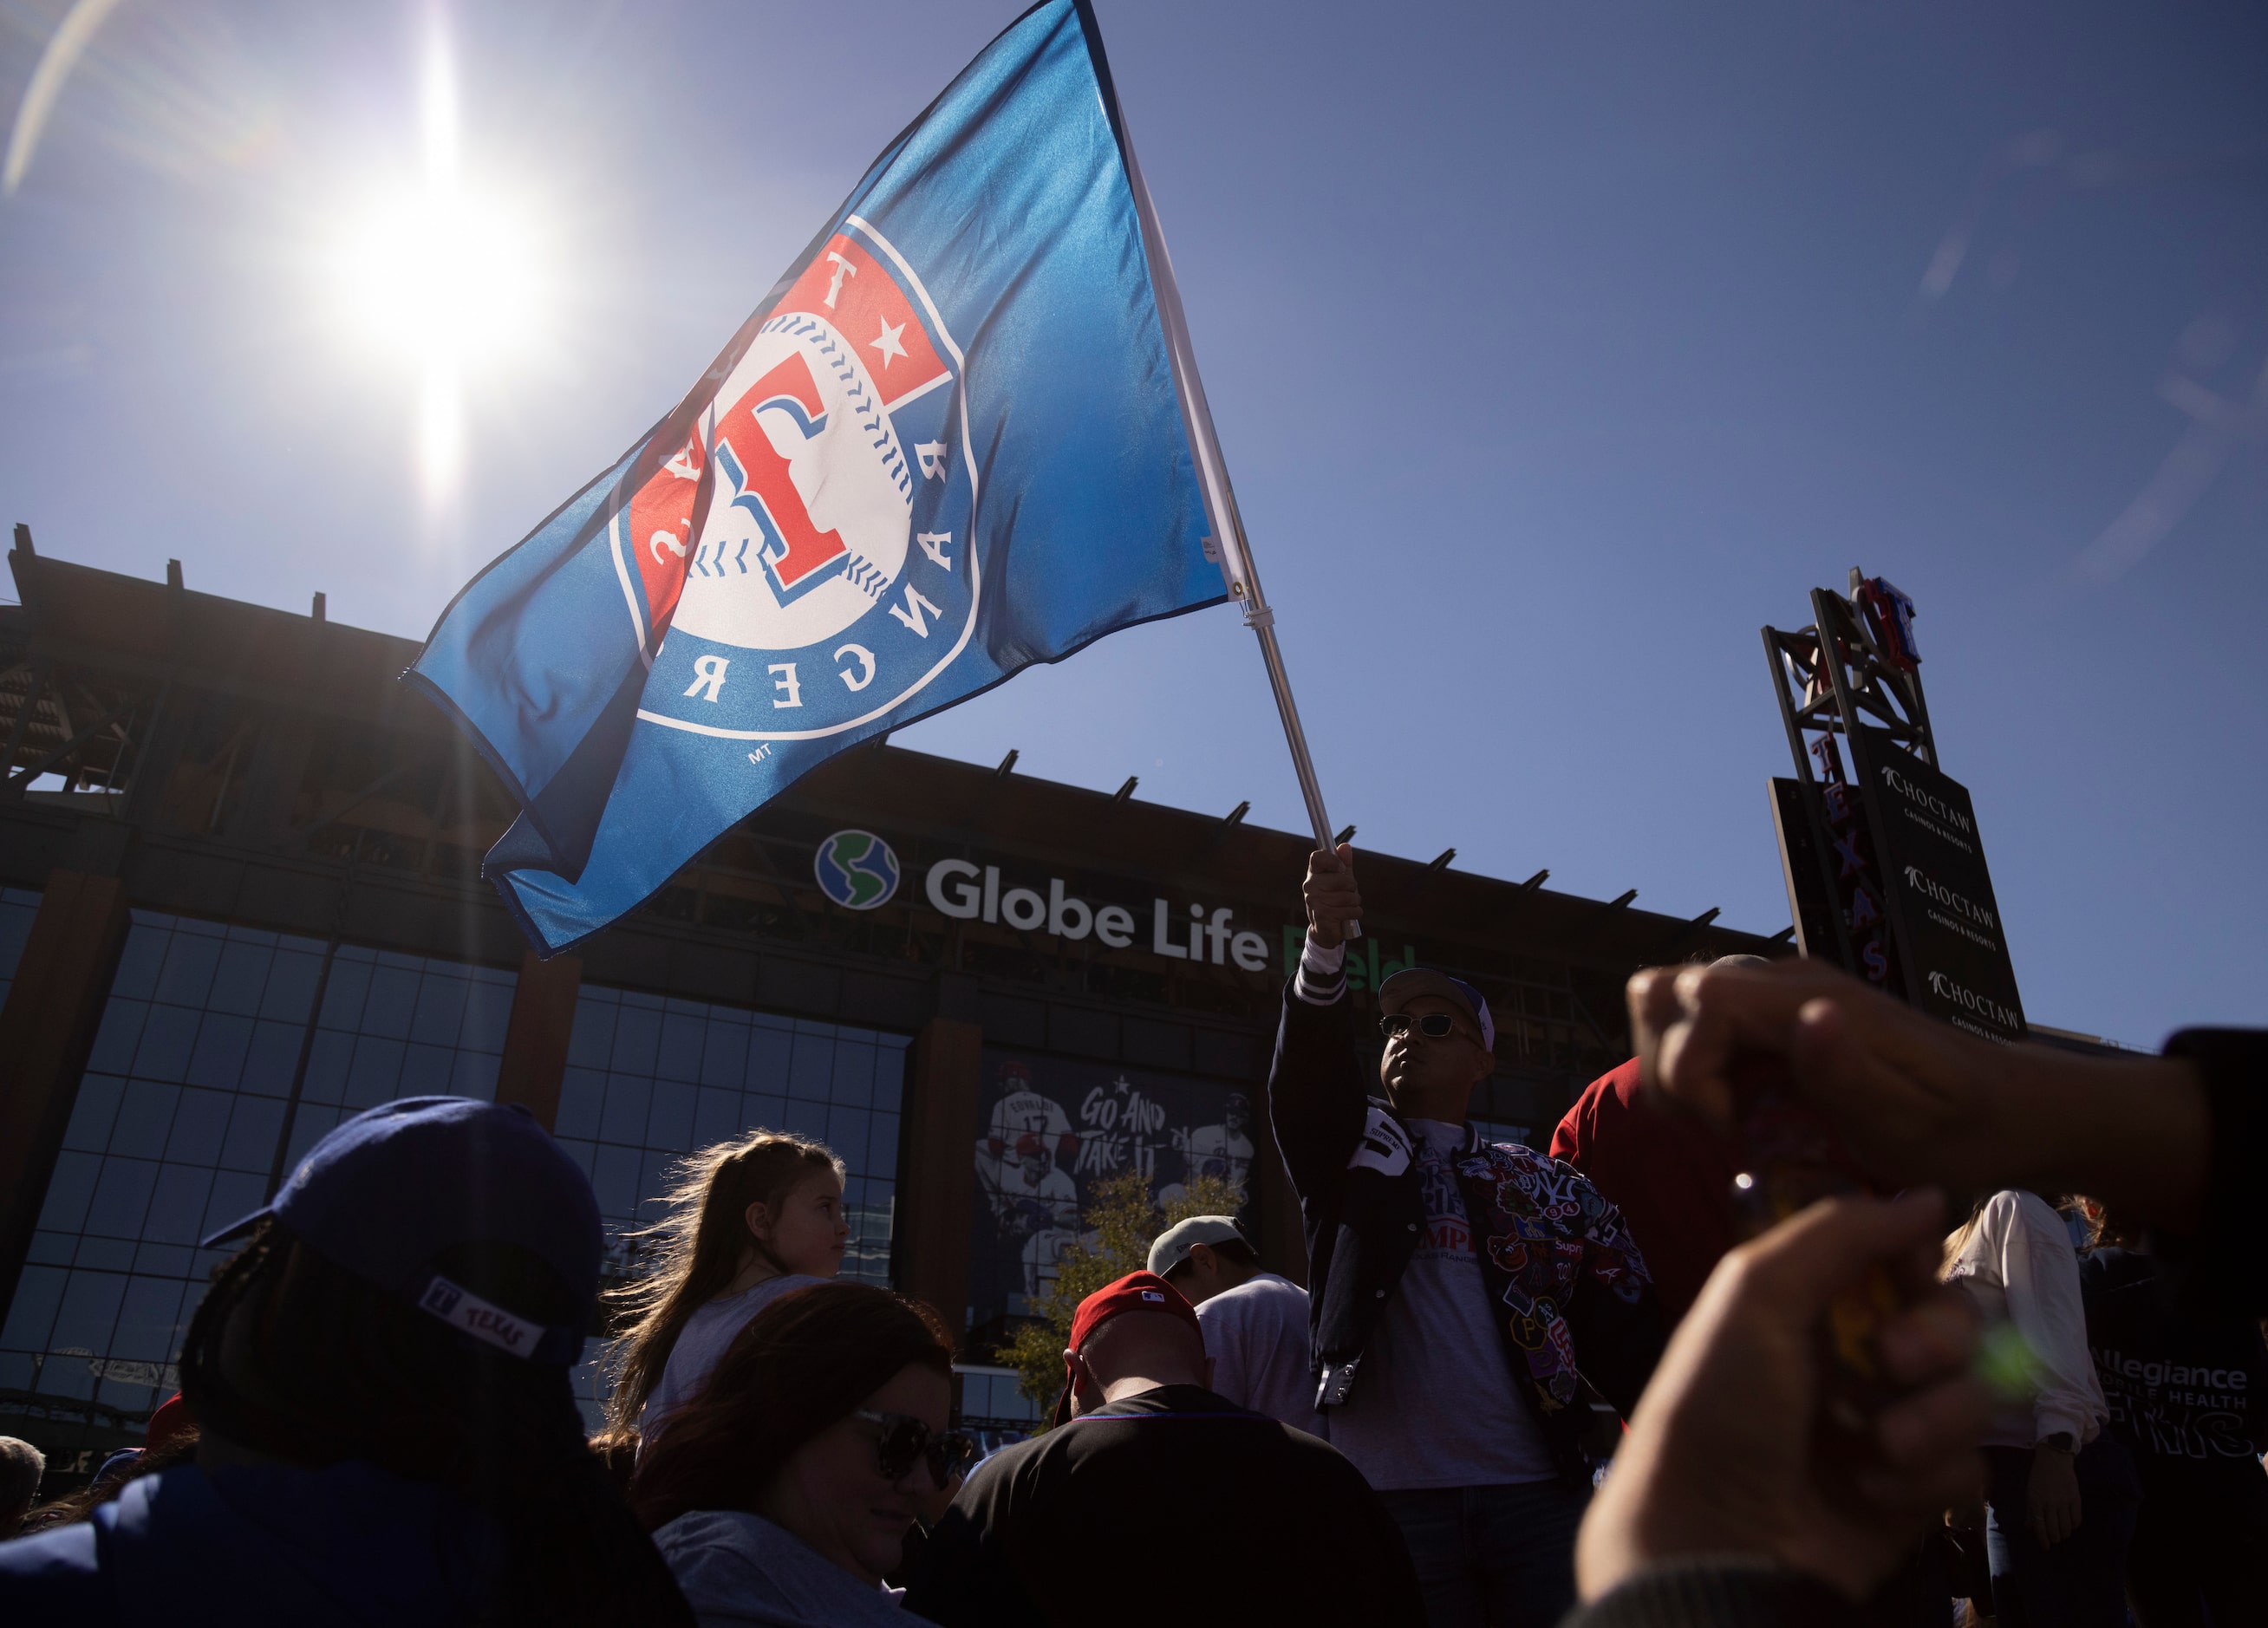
[1550,1058,1743,1325]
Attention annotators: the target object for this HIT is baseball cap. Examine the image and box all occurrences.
[1378,967,1495,1052]
[1051,1270,1203,1426]
[203,1097,602,1366]
[1146,1214,1248,1280]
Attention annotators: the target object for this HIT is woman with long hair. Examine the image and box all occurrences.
[630,1281,972,1626]
[0,1096,694,1626]
[604,1130,850,1449]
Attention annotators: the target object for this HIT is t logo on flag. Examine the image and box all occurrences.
[616,222,972,736]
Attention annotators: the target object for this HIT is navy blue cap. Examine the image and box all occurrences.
[1378,967,1496,1052]
[204,1097,602,1366]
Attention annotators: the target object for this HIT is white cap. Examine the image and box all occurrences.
[1146,1215,1248,1279]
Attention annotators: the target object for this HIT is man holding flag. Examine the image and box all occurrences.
[407,0,1341,958]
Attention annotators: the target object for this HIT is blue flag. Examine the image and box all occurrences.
[407,0,1231,955]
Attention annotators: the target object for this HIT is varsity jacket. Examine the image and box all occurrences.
[1268,954,1665,1482]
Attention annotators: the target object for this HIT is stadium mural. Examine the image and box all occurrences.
[968,1049,1257,1326]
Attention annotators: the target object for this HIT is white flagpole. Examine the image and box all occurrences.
[1115,109,1361,937]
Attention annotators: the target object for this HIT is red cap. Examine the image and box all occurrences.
[146,1391,193,1452]
[1052,1271,1203,1426]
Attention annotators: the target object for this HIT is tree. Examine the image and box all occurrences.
[994,1170,1248,1422]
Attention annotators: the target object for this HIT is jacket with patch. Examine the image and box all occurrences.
[1268,969,1665,1481]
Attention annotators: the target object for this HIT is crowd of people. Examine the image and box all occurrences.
[0,843,2261,1627]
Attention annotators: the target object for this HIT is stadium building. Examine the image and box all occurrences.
[0,536,1782,1478]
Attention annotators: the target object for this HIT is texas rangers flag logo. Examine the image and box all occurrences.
[623,219,976,740]
[407,0,1229,956]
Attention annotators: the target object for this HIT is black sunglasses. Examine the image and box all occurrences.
[1378,1013,1461,1041]
[854,1409,978,1488]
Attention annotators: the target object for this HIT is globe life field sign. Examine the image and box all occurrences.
[814,830,903,910]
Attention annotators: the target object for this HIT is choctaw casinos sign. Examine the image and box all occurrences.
[1850,725,2026,1044]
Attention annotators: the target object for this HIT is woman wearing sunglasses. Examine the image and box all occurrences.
[631,1282,975,1626]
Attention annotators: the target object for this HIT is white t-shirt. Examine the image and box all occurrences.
[1321,1119,1559,1491]
[641,1274,831,1444]
[1944,1189,2106,1449]
[1196,1273,1325,1436]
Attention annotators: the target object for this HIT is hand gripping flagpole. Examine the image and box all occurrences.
[1116,111,1360,938]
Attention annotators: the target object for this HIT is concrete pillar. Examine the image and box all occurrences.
[897,1016,983,1334]
[494,950,583,1132]
[0,872,129,1321]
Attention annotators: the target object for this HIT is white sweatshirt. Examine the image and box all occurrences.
[1944,1189,2107,1449]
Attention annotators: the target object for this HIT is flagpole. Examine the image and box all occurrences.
[1113,110,1359,937]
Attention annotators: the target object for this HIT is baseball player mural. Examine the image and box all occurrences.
[968,1052,1259,1328]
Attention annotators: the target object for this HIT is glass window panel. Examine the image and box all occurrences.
[398,1042,458,1097]
[84,1158,160,1239]
[700,1023,748,1090]
[655,1015,705,1084]
[786,1036,833,1101]
[555,1069,606,1140]
[108,923,169,1000]
[299,1030,354,1104]
[108,1081,181,1160]
[783,1097,829,1141]
[260,948,325,1023]
[283,1104,345,1169]
[566,997,617,1069]
[205,942,272,1018]
[319,958,372,1029]
[459,983,514,1055]
[85,999,148,1076]
[409,976,472,1048]
[590,1143,643,1220]
[741,1094,788,1135]
[240,1019,305,1097]
[746,1026,792,1093]
[692,1087,740,1150]
[62,1074,126,1152]
[360,967,420,1038]
[202,1170,267,1237]
[830,1044,875,1104]
[219,1094,287,1174]
[343,1037,407,1105]
[447,1051,499,1100]
[44,1272,127,1369]
[75,1237,134,1272]
[108,1276,188,1361]
[826,1105,871,1165]
[599,1078,653,1147]
[34,1152,99,1234]
[141,1164,216,1244]
[163,1087,231,1167]
[871,1048,907,1115]
[185,1013,254,1091]
[130,1006,199,1084]
[134,1243,193,1280]
[609,1007,662,1077]
[0,1264,66,1351]
[25,1233,72,1267]
[153,934,221,1010]
[644,1081,696,1154]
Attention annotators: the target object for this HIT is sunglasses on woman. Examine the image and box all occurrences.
[854,1409,979,1488]
[1378,1012,1463,1041]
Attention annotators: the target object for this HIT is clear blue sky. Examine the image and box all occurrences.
[2,1,2262,1046]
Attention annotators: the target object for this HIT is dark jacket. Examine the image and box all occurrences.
[0,1460,504,1625]
[1269,975,1665,1481]
[904,1384,1422,1627]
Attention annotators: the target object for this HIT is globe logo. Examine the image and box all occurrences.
[813,830,901,911]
